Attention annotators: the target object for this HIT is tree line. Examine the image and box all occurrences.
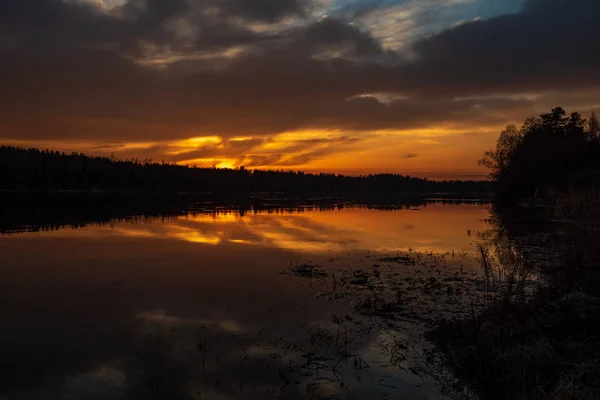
[0,146,489,195]
[480,107,600,202]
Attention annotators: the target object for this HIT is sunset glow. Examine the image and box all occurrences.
[1,0,598,179]
[2,2,599,397]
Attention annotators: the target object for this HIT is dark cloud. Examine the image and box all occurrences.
[273,148,346,166]
[0,0,290,58]
[225,0,311,22]
[0,0,598,155]
[241,154,286,167]
[401,0,600,96]
[90,144,127,150]
[303,18,386,59]
[401,153,419,159]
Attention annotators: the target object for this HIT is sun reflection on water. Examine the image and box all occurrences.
[18,203,491,254]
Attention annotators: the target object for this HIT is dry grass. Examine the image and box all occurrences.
[552,187,600,220]
[475,241,532,305]
[429,288,600,399]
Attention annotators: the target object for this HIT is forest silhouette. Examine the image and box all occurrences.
[4,107,598,200]
[0,146,489,195]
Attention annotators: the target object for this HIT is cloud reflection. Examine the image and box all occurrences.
[28,203,490,253]
[0,203,491,399]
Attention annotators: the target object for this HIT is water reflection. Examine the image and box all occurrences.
[0,202,491,399]
[6,203,491,254]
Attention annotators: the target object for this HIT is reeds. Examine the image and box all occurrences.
[428,191,600,399]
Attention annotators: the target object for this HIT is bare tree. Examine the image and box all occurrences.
[587,111,600,142]
[479,124,523,179]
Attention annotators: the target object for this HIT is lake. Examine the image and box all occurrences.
[1,201,497,400]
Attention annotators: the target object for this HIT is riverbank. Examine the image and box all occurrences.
[427,198,600,399]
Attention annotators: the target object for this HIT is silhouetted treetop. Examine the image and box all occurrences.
[480,107,600,202]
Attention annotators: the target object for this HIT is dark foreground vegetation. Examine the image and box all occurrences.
[430,108,600,399]
[0,145,489,195]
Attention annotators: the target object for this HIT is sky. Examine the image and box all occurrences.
[1,0,599,179]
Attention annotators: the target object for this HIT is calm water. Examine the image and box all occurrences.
[0,202,493,400]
